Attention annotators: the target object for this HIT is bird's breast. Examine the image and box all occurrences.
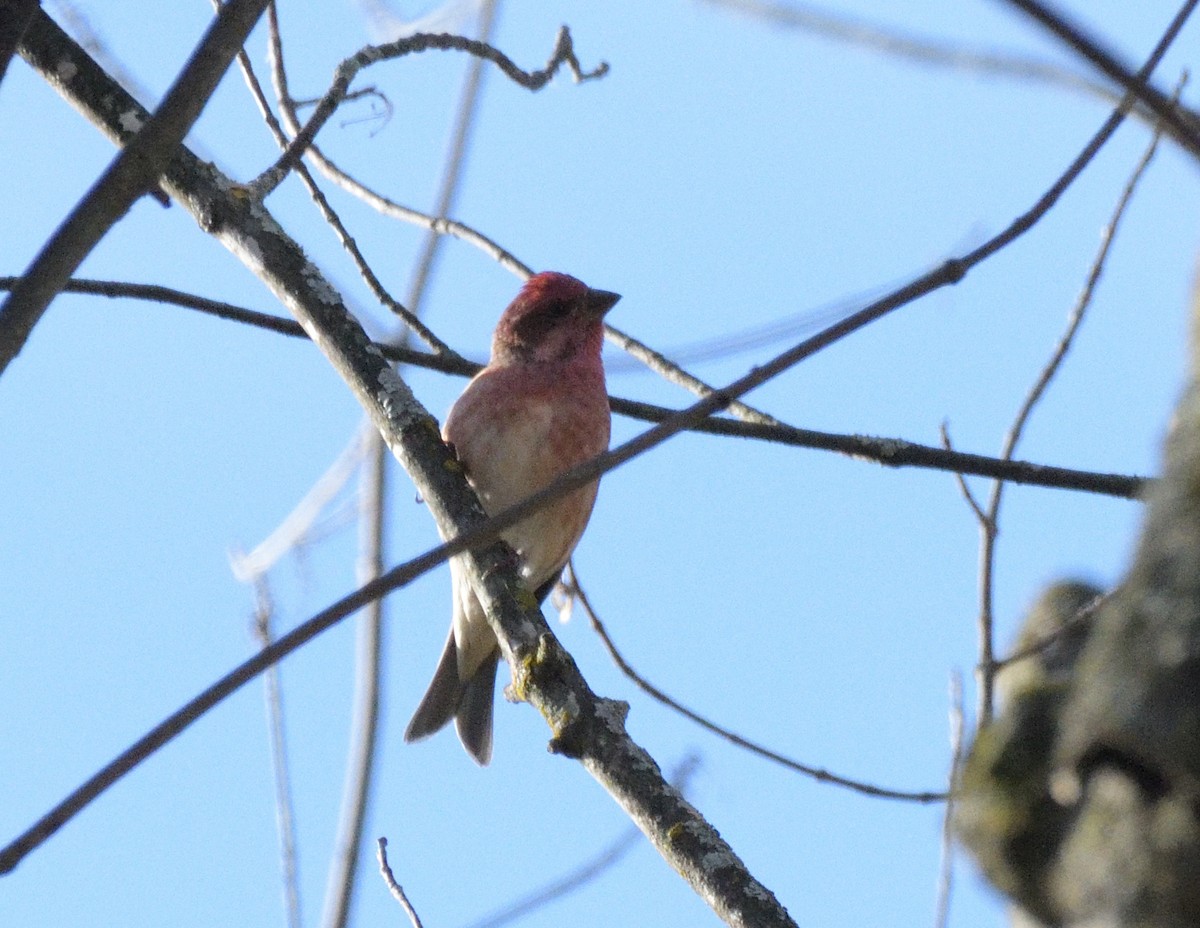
[443,362,610,584]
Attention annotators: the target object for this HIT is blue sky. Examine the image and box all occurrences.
[3,2,1198,927]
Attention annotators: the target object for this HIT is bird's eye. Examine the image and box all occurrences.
[545,298,572,319]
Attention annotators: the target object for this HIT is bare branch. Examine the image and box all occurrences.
[706,0,1110,95]
[229,431,369,581]
[933,672,965,928]
[939,423,987,523]
[0,0,38,84]
[704,0,1200,142]
[264,4,535,282]
[227,15,455,356]
[0,0,270,375]
[1002,82,1177,468]
[376,838,425,928]
[249,25,608,197]
[467,827,643,928]
[313,429,388,928]
[605,322,787,428]
[252,581,304,928]
[402,0,498,325]
[993,586,1104,674]
[999,0,1200,160]
[975,75,1175,723]
[0,274,1148,500]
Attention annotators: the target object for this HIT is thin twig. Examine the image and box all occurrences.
[933,673,965,928]
[228,11,454,356]
[999,0,1200,160]
[605,323,788,428]
[376,838,425,928]
[316,431,386,928]
[604,286,887,373]
[975,73,1179,723]
[973,516,1001,726]
[468,830,644,928]
[707,0,1109,95]
[939,423,987,523]
[229,431,369,580]
[263,4,538,283]
[403,0,498,322]
[258,4,565,285]
[564,564,947,803]
[993,589,1104,671]
[252,580,304,928]
[250,25,608,197]
[704,0,1200,141]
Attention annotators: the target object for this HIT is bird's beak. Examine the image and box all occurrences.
[582,288,621,319]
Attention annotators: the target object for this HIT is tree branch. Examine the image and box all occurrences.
[705,0,1200,149]
[0,0,270,375]
[376,838,425,928]
[0,0,39,85]
[974,83,1174,724]
[0,275,1149,500]
[249,25,608,198]
[225,12,454,355]
[998,0,1200,161]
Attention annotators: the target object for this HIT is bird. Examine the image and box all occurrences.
[404,271,620,765]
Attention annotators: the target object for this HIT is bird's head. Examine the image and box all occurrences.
[492,272,620,365]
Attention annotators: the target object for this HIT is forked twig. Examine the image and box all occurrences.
[971,73,1181,723]
[250,25,607,197]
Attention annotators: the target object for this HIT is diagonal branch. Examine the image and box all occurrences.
[228,20,455,355]
[705,0,1200,145]
[261,3,539,283]
[998,0,1200,160]
[465,754,702,928]
[707,0,1113,97]
[0,0,39,84]
[0,0,270,375]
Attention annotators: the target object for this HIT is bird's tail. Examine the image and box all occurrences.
[404,632,499,766]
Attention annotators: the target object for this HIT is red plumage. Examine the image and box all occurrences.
[404,272,620,764]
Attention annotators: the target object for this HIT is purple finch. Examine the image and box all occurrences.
[404,272,620,765]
